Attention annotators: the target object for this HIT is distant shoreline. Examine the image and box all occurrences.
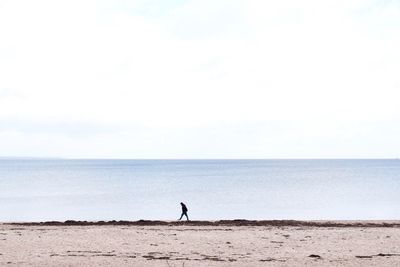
[5,219,400,227]
[1,157,399,160]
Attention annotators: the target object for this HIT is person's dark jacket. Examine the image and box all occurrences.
[181,204,188,213]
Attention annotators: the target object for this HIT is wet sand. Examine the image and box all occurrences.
[1,220,400,266]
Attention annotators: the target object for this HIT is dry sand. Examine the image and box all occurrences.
[1,220,400,266]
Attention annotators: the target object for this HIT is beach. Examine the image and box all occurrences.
[1,220,400,266]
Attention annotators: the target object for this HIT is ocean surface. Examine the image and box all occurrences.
[0,159,399,222]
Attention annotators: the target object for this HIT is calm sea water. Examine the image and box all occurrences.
[0,159,399,221]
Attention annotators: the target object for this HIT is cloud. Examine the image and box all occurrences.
[0,88,23,98]
[163,0,245,39]
[0,0,399,157]
[0,119,123,137]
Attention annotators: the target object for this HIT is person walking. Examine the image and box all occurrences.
[178,202,189,221]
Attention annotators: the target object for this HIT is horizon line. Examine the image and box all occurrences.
[0,157,399,160]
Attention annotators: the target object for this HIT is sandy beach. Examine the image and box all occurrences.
[1,220,400,266]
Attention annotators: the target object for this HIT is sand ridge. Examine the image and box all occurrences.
[6,219,400,227]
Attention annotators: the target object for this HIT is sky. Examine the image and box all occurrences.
[0,0,399,159]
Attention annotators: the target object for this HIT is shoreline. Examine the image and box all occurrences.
[4,219,400,227]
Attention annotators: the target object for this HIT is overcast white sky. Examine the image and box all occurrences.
[0,0,399,158]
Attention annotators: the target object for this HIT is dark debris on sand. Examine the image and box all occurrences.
[6,220,400,228]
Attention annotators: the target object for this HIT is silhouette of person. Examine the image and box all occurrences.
[178,202,189,221]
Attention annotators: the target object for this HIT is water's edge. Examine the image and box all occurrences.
[6,219,400,227]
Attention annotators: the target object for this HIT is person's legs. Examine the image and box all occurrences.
[184,212,189,221]
[179,213,184,220]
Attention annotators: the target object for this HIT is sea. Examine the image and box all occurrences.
[0,159,399,222]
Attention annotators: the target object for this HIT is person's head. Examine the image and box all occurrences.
[180,202,184,206]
